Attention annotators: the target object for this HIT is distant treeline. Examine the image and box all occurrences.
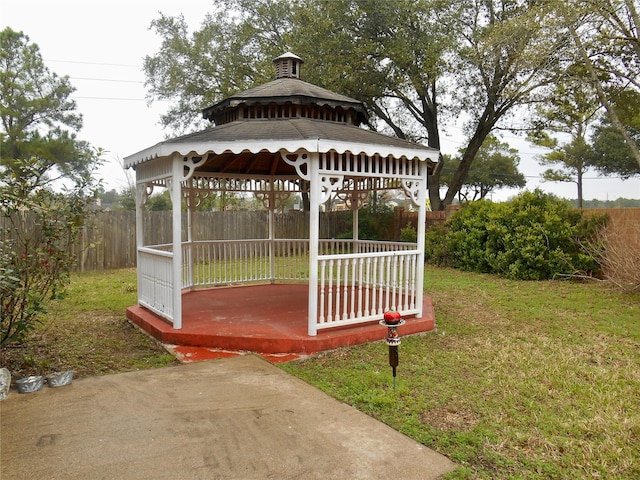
[570,198,640,208]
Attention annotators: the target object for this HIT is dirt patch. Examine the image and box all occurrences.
[420,406,478,432]
[1,312,178,382]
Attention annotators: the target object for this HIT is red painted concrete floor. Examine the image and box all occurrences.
[127,284,436,363]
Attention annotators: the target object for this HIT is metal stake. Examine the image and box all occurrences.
[381,312,405,392]
[389,344,399,391]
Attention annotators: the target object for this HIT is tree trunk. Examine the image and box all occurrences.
[570,26,640,170]
[443,120,495,207]
[577,170,583,209]
[428,158,443,211]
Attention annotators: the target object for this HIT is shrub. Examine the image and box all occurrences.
[1,160,100,346]
[447,200,499,273]
[358,203,394,240]
[424,224,451,266]
[400,222,417,243]
[437,190,604,280]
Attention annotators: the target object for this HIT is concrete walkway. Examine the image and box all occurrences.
[1,355,456,479]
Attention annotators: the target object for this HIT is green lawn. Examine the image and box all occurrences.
[282,266,640,479]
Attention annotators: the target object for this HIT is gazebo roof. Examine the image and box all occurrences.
[123,117,439,171]
[202,52,368,126]
[124,52,439,172]
[202,77,369,126]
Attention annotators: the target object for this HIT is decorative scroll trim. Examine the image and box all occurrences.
[136,184,154,208]
[256,191,292,210]
[183,189,211,209]
[320,175,343,204]
[182,155,204,181]
[281,150,310,180]
[337,190,369,210]
[401,179,422,207]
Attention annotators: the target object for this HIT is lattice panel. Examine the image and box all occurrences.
[184,176,305,194]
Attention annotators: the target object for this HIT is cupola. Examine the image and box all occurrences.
[201,53,369,127]
[273,52,303,79]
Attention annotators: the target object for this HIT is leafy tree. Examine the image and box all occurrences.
[591,89,640,178]
[526,64,603,208]
[581,197,640,208]
[555,0,640,168]
[0,28,95,181]
[0,28,102,346]
[147,191,172,211]
[442,1,569,207]
[441,135,526,202]
[144,0,571,210]
[98,188,119,207]
[143,0,290,135]
[115,186,136,211]
[537,137,596,209]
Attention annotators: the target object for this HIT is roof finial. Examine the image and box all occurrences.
[273,52,303,79]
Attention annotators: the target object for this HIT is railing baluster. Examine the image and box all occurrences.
[342,260,349,321]
[364,256,371,317]
[357,257,363,318]
[376,256,383,315]
[410,253,416,310]
[403,253,410,310]
[327,259,334,324]
[224,243,229,284]
[391,255,398,311]
[234,243,239,282]
[319,260,326,323]
[384,256,391,312]
[334,258,341,322]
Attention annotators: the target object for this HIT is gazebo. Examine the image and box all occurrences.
[124,53,439,346]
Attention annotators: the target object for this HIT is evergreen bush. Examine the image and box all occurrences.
[400,222,418,243]
[426,190,605,280]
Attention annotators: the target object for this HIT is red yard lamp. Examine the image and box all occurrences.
[380,310,405,391]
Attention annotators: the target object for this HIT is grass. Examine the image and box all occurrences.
[281,266,640,479]
[0,268,178,379]
[2,265,639,478]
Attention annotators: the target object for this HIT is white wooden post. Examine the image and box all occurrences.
[308,152,320,336]
[353,204,359,253]
[135,182,145,307]
[171,154,183,329]
[268,179,275,284]
[186,188,195,290]
[414,163,428,318]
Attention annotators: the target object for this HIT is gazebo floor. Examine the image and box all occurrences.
[126,284,436,363]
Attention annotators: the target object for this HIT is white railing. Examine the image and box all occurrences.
[182,239,311,287]
[317,249,420,330]
[138,239,419,330]
[319,239,416,255]
[138,247,175,323]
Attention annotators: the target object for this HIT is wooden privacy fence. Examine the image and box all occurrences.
[584,208,640,238]
[71,209,432,271]
[6,207,636,272]
[73,210,354,271]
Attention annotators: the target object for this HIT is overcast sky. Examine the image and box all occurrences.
[4,0,639,201]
